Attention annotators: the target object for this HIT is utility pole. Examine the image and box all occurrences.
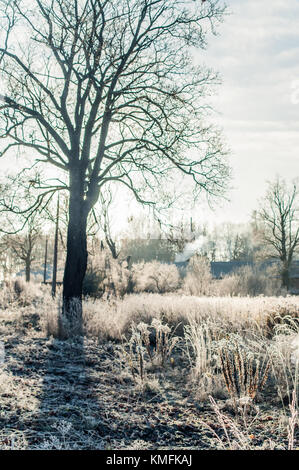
[43,236,48,284]
[52,195,60,298]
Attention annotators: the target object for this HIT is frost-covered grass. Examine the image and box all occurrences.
[62,293,299,341]
[0,282,298,450]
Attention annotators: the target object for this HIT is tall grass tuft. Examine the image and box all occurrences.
[219,335,270,400]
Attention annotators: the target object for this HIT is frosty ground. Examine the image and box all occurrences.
[0,287,298,450]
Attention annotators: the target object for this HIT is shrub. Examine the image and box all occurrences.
[14,278,26,296]
[0,278,49,308]
[183,261,286,298]
[183,319,226,399]
[83,251,132,298]
[132,261,180,294]
[269,316,299,408]
[215,264,286,297]
[109,258,134,298]
[183,255,212,296]
[219,335,270,400]
[121,319,179,382]
[83,251,108,298]
[184,319,217,379]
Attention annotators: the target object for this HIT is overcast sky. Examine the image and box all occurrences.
[2,0,299,234]
[197,0,299,225]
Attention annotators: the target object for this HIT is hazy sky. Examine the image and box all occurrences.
[1,0,299,235]
[122,0,299,232]
[200,0,299,225]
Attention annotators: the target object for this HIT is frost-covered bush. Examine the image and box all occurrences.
[183,257,286,298]
[83,251,132,298]
[108,257,133,298]
[183,255,213,296]
[0,278,49,308]
[83,252,106,298]
[123,319,179,381]
[215,264,286,297]
[132,261,180,293]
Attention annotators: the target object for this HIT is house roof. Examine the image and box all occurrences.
[210,261,252,279]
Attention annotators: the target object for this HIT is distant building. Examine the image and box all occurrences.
[174,259,255,278]
[210,260,254,279]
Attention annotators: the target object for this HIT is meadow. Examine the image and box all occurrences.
[0,280,298,450]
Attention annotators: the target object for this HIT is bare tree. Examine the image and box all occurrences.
[93,187,120,259]
[166,219,197,254]
[256,177,299,290]
[221,223,254,262]
[4,215,42,282]
[0,180,44,281]
[0,0,230,323]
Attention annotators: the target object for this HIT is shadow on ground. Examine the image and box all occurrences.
[1,310,289,450]
[1,311,214,450]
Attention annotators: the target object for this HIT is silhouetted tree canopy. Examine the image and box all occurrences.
[0,0,230,329]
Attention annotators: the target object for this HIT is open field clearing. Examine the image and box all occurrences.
[0,285,298,450]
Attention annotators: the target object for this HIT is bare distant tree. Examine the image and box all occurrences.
[4,215,42,282]
[0,180,44,281]
[256,177,299,290]
[0,0,230,326]
[166,218,198,254]
[200,235,218,261]
[93,187,120,259]
[221,223,254,262]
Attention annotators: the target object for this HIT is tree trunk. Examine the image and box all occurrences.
[25,258,31,282]
[62,176,88,337]
[281,265,290,291]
